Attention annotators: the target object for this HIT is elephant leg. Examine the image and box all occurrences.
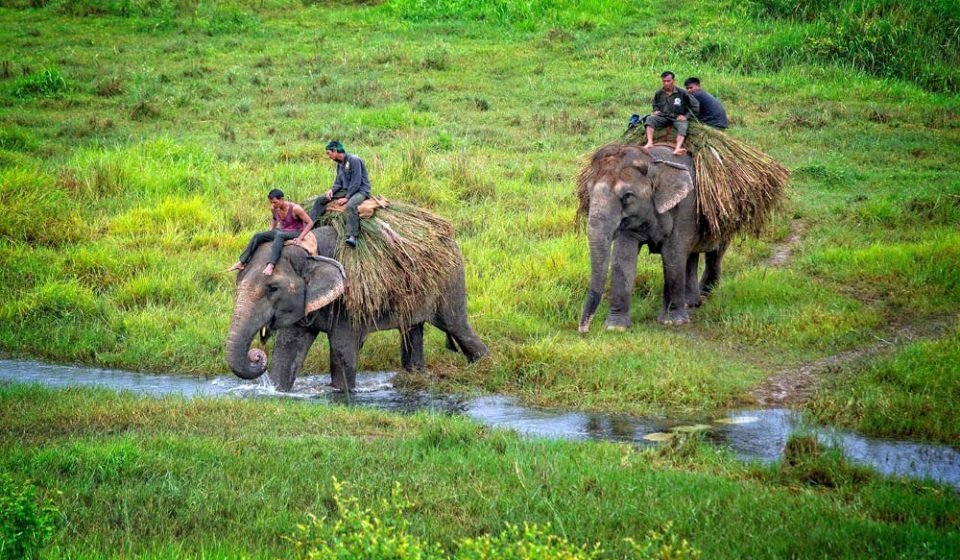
[328,326,359,391]
[658,247,690,325]
[436,316,487,363]
[431,266,487,363]
[700,239,729,296]
[401,323,425,371]
[685,252,703,308]
[267,326,318,391]
[605,234,640,331]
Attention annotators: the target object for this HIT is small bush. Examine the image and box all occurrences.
[11,67,67,99]
[0,474,60,560]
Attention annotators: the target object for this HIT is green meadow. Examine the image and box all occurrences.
[1,0,959,556]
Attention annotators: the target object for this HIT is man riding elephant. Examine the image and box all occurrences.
[642,71,700,156]
[310,140,370,248]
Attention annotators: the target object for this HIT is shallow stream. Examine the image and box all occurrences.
[2,359,958,490]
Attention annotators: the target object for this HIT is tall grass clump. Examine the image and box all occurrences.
[750,0,960,92]
[11,67,67,99]
[0,168,82,246]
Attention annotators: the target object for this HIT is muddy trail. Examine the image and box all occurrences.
[741,219,956,406]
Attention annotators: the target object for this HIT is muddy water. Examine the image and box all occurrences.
[2,359,958,489]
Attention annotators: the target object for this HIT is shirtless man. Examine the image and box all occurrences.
[228,189,314,276]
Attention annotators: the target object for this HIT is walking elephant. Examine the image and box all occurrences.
[578,144,730,330]
[226,225,487,391]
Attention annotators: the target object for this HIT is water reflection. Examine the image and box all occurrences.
[1,359,958,489]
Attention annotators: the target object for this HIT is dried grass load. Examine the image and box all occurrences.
[310,201,460,330]
[621,121,789,237]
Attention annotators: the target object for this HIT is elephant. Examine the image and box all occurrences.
[226,225,487,391]
[578,144,730,330]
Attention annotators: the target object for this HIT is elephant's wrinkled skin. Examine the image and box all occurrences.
[226,226,487,391]
[579,144,730,330]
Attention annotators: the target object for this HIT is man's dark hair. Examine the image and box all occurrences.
[268,189,284,200]
[325,140,346,153]
[684,77,701,87]
[660,71,675,79]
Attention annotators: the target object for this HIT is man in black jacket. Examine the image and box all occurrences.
[684,77,728,129]
[310,140,371,248]
[642,71,700,156]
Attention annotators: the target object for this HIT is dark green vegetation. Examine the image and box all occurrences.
[1,1,959,554]
[2,385,958,558]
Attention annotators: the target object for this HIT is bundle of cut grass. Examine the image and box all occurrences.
[311,201,459,330]
[619,121,789,238]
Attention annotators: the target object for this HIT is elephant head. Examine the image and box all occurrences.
[578,145,695,333]
[225,239,345,380]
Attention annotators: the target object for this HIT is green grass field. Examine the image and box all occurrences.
[1,1,959,556]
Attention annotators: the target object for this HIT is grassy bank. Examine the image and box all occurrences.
[1,0,959,442]
[2,385,959,558]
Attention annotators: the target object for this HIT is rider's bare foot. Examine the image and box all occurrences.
[263,263,274,276]
[226,262,245,272]
[673,147,687,156]
[642,143,655,151]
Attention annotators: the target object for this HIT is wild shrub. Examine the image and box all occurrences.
[11,67,67,98]
[0,474,60,560]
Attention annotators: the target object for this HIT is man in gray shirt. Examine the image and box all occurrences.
[684,77,728,129]
[643,71,700,156]
[310,140,371,248]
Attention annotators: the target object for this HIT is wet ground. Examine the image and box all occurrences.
[2,359,958,490]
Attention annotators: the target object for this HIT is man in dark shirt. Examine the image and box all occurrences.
[643,71,700,156]
[684,77,728,129]
[310,140,371,248]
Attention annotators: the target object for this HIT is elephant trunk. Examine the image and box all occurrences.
[579,181,618,334]
[226,290,268,380]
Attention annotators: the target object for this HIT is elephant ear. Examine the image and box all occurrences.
[652,161,694,214]
[304,256,346,314]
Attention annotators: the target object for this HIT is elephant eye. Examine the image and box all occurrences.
[266,283,282,295]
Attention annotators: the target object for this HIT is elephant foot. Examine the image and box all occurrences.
[658,306,690,325]
[685,295,704,308]
[604,314,632,332]
[267,370,295,392]
[329,372,356,392]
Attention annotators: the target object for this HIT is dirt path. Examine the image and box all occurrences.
[750,319,958,406]
[767,219,804,267]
